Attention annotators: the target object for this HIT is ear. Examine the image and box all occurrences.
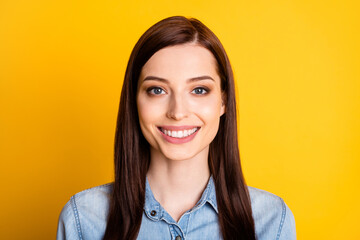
[220,92,226,116]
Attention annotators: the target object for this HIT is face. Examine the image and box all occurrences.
[136,44,225,161]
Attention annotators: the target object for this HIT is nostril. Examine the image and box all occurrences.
[166,111,188,120]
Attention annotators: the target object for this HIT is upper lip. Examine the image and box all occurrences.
[157,125,200,131]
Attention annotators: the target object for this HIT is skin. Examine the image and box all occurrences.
[136,43,225,222]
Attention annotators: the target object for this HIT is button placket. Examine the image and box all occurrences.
[169,224,185,240]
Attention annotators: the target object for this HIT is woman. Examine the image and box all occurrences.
[57,16,296,240]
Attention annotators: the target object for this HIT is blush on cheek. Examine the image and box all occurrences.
[139,102,165,121]
[198,98,222,117]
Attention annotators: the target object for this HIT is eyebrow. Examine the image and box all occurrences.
[143,75,215,83]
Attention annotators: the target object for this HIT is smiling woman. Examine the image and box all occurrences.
[137,44,225,161]
[57,16,296,240]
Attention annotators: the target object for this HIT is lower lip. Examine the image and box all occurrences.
[158,128,200,144]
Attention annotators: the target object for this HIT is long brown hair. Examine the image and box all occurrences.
[103,16,255,240]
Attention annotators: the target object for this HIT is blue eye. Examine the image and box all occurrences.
[148,87,165,95]
[191,87,208,95]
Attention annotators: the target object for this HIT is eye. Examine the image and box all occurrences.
[191,87,208,95]
[147,87,166,95]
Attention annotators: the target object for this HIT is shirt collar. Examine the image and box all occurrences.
[144,175,218,221]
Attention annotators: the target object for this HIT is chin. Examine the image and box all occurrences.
[160,147,200,161]
[164,152,195,161]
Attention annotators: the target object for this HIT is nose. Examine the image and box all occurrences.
[166,93,189,120]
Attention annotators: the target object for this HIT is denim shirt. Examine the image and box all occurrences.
[57,177,296,240]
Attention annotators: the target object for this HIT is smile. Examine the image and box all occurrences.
[157,126,201,144]
[158,127,200,138]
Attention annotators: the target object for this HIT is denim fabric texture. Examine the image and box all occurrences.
[57,176,296,240]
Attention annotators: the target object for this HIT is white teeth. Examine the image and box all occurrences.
[178,131,183,138]
[160,127,199,138]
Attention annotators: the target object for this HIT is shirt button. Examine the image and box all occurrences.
[175,236,182,240]
[150,210,157,216]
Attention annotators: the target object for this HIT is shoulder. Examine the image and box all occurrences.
[248,186,296,240]
[57,183,113,240]
[69,182,113,209]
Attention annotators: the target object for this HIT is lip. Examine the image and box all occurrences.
[158,125,200,131]
[157,126,200,144]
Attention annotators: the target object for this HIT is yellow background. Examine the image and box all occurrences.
[1,0,359,239]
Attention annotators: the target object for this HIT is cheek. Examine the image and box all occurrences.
[189,95,222,141]
[137,99,157,146]
[137,96,166,131]
[189,95,222,118]
[138,99,153,127]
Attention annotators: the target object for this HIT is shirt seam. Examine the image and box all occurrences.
[276,198,286,240]
[171,223,186,240]
[74,183,113,197]
[71,195,83,240]
[207,199,218,214]
[185,212,191,237]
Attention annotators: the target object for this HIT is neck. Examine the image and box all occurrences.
[146,147,210,222]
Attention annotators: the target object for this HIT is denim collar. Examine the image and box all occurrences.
[144,175,218,223]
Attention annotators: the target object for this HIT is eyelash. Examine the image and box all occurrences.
[191,87,209,95]
[146,87,210,96]
[147,87,166,95]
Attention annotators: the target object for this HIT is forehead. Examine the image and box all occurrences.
[140,44,219,81]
